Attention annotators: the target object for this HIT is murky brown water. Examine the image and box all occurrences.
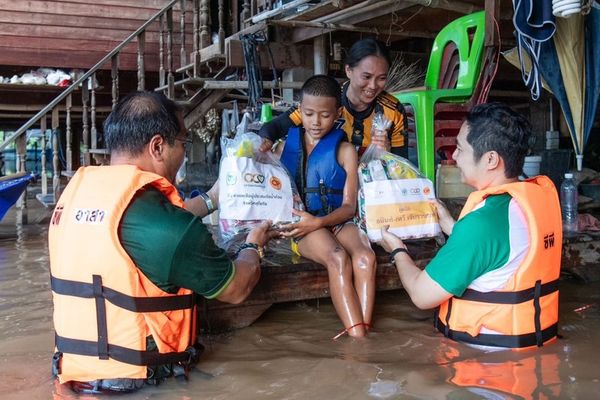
[2,210,600,400]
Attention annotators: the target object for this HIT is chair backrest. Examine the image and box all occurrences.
[425,11,486,93]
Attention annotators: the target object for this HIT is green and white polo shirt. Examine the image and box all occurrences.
[425,194,530,297]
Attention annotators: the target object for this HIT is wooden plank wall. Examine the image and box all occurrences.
[0,0,194,71]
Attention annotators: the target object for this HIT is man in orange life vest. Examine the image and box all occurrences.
[378,102,562,349]
[48,91,275,393]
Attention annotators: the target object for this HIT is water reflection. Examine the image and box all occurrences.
[1,216,599,399]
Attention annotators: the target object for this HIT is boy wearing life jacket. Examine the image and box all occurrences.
[49,91,276,393]
[378,102,562,349]
[274,75,377,339]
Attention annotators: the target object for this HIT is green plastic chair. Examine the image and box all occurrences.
[394,11,486,181]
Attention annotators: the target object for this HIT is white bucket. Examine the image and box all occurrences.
[523,156,542,177]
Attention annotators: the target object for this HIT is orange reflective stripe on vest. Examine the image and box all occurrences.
[436,176,562,348]
[49,165,197,383]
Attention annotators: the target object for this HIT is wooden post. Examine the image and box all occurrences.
[313,35,327,74]
[180,0,187,68]
[52,107,61,203]
[91,75,97,151]
[167,8,175,98]
[192,0,200,77]
[241,0,251,29]
[218,0,225,54]
[15,134,27,224]
[65,94,72,173]
[81,84,90,166]
[485,0,500,47]
[159,14,166,86]
[40,115,48,197]
[137,31,146,90]
[200,0,210,49]
[111,55,119,109]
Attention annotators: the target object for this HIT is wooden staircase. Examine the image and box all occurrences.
[0,0,311,218]
[2,0,464,223]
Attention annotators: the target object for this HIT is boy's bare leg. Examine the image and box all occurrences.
[297,228,366,338]
[335,224,377,327]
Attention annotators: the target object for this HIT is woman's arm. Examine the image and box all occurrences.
[258,107,299,143]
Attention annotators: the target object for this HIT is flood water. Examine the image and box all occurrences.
[1,208,600,399]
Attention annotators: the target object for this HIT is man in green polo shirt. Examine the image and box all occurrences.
[378,102,562,349]
[50,91,276,394]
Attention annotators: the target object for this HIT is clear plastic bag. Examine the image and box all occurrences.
[357,130,441,242]
[218,132,302,247]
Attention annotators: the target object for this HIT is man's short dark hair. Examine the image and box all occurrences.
[103,91,182,155]
[300,75,342,107]
[465,102,532,179]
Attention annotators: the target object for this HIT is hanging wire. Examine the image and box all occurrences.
[386,6,425,46]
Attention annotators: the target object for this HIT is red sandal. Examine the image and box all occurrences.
[332,322,369,340]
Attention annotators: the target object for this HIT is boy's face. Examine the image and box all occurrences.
[299,94,341,141]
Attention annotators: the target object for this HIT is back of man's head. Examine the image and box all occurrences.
[103,91,182,155]
[300,75,342,107]
[465,102,532,179]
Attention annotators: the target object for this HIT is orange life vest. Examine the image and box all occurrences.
[49,165,198,383]
[450,353,562,398]
[435,176,562,348]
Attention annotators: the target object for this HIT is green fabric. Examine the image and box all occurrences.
[425,194,513,296]
[119,186,234,298]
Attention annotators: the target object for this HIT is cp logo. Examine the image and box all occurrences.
[244,173,265,184]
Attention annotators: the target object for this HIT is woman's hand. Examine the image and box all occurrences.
[377,225,405,253]
[431,199,455,235]
[279,209,323,238]
[370,131,391,151]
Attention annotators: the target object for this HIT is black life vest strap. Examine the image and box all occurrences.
[456,279,559,304]
[435,279,559,348]
[51,275,195,313]
[304,187,344,195]
[55,334,203,367]
[435,319,558,348]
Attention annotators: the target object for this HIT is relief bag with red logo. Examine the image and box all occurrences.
[357,113,441,242]
[218,132,302,246]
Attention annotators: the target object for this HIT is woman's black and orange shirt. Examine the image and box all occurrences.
[259,82,408,157]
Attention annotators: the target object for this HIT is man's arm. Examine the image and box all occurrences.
[216,250,260,304]
[216,220,275,304]
[392,251,452,309]
[379,227,452,309]
[184,181,219,217]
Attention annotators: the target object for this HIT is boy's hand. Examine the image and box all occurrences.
[259,138,274,152]
[279,209,322,238]
[377,225,404,253]
[431,199,455,235]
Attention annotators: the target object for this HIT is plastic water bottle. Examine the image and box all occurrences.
[560,173,578,233]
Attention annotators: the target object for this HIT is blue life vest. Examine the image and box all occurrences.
[280,127,346,216]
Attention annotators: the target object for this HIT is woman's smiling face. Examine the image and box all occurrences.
[345,55,389,110]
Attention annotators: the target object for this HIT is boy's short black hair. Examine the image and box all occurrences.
[300,75,342,107]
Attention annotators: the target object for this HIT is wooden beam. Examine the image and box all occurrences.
[270,20,437,39]
[485,0,501,46]
[202,81,304,90]
[226,39,314,70]
[184,90,229,127]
